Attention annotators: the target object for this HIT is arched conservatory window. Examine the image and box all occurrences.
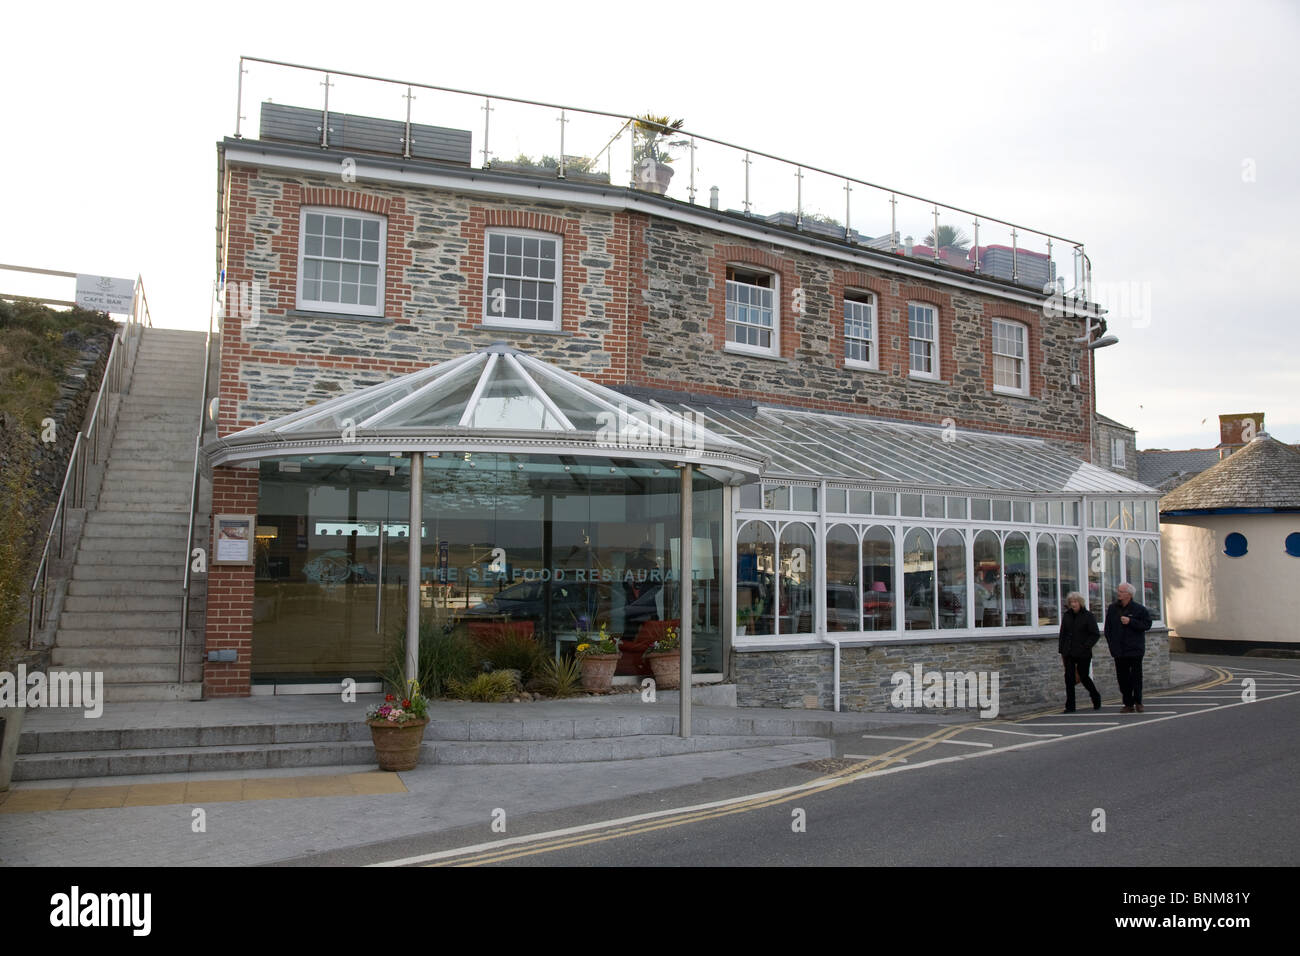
[1004,531,1030,625]
[936,529,966,629]
[1037,535,1059,626]
[1142,540,1162,619]
[826,524,859,632]
[736,521,775,636]
[974,530,1002,627]
[902,528,935,631]
[779,523,816,635]
[863,526,895,631]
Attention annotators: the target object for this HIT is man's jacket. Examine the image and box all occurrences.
[1104,600,1152,658]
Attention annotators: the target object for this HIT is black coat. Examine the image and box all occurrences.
[1058,606,1100,657]
[1104,599,1152,658]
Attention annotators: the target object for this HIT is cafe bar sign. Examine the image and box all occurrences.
[74,274,135,314]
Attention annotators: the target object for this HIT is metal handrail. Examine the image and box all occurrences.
[235,55,1091,299]
[27,276,151,648]
[179,281,218,681]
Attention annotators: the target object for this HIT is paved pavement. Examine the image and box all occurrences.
[0,659,1215,867]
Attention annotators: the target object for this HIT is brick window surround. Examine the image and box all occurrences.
[984,305,1045,400]
[707,245,799,359]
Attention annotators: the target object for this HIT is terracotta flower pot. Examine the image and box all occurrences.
[579,654,620,692]
[367,717,428,771]
[644,650,681,690]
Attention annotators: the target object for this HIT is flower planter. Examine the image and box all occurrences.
[634,159,674,195]
[644,650,681,690]
[367,717,428,772]
[579,654,620,693]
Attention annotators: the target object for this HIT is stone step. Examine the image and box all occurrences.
[67,579,200,597]
[76,538,189,556]
[58,610,186,630]
[91,501,197,514]
[71,564,183,581]
[95,492,194,506]
[63,594,185,612]
[83,517,194,537]
[53,628,185,647]
[11,734,827,780]
[51,645,204,667]
[73,548,179,565]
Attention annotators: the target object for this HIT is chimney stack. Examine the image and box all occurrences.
[1219,412,1264,447]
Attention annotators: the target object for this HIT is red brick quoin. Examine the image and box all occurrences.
[203,467,257,697]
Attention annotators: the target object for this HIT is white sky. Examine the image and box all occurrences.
[2,0,1296,449]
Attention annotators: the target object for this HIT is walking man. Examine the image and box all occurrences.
[1104,582,1153,713]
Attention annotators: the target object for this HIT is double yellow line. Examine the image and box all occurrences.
[425,667,1239,866]
[428,724,974,866]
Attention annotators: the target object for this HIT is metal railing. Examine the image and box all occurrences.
[28,277,153,647]
[233,55,1093,303]
[179,281,218,680]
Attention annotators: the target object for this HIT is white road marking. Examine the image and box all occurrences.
[1030,721,1121,726]
[965,727,1062,738]
[859,734,991,748]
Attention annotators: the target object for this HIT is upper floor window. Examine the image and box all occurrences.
[484,230,561,330]
[298,208,386,316]
[725,265,778,355]
[908,302,938,379]
[992,318,1029,395]
[844,291,877,369]
[1111,437,1127,469]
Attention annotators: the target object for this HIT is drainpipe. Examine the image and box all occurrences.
[820,630,842,712]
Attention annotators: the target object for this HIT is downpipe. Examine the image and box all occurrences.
[819,627,842,713]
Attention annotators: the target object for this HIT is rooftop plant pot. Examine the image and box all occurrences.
[634,158,674,196]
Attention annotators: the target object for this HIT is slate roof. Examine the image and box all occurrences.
[1159,435,1300,512]
[1095,413,1135,432]
[1138,448,1222,491]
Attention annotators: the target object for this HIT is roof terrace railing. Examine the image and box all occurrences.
[233,56,1094,305]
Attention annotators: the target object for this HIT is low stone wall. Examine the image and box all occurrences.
[734,629,1172,714]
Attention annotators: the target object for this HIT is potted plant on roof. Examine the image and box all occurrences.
[643,622,681,690]
[575,622,620,693]
[365,679,429,772]
[632,113,687,196]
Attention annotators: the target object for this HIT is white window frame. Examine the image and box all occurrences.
[725,265,780,357]
[1111,437,1127,469]
[297,206,387,317]
[844,291,877,370]
[991,318,1029,396]
[907,302,939,380]
[482,228,563,332]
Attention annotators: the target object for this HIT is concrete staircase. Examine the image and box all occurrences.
[13,712,833,781]
[51,327,209,702]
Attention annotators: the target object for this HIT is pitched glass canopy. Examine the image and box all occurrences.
[204,344,766,477]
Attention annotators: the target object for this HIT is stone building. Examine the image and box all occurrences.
[200,65,1167,712]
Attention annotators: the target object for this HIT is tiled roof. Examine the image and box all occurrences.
[1095,413,1135,431]
[1159,435,1300,512]
[1137,448,1221,489]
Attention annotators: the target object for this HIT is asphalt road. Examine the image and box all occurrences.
[350,655,1298,868]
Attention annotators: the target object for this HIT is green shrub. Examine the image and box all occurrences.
[529,656,583,699]
[384,621,477,700]
[477,630,545,682]
[447,669,521,702]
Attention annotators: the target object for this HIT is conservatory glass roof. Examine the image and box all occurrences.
[203,344,766,477]
[654,402,1156,496]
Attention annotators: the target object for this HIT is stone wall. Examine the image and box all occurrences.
[220,163,1092,455]
[1094,418,1139,480]
[734,629,1171,714]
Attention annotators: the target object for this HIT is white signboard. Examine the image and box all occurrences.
[75,274,135,314]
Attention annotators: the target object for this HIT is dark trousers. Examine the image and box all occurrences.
[1114,656,1144,706]
[1063,655,1100,710]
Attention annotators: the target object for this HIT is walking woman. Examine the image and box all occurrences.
[1058,591,1102,713]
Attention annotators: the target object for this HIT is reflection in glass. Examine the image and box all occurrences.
[1087,535,1103,620]
[936,529,966,629]
[1142,540,1162,619]
[1004,532,1030,625]
[1037,535,1059,625]
[974,530,1002,627]
[780,523,816,634]
[902,528,934,631]
[1105,537,1121,607]
[1125,540,1142,594]
[826,525,859,632]
[862,526,895,631]
[1059,536,1080,610]
[736,521,775,636]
